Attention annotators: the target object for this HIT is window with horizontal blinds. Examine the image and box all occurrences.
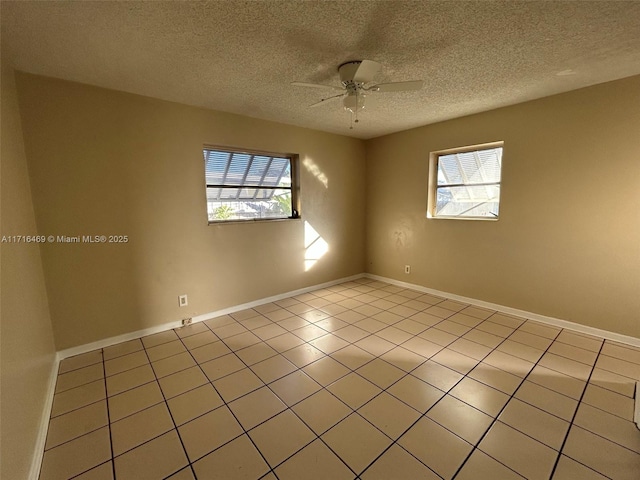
[428,143,503,220]
[204,147,299,223]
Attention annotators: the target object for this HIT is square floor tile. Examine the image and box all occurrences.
[178,405,243,462]
[355,335,395,356]
[270,370,322,406]
[562,425,640,480]
[174,321,209,338]
[398,416,472,480]
[151,352,196,378]
[250,354,298,384]
[582,383,634,420]
[104,351,149,375]
[514,380,578,421]
[412,360,463,392]
[235,342,278,366]
[58,350,103,374]
[356,358,405,389]
[292,389,351,435]
[145,340,187,362]
[111,403,174,456]
[225,331,262,351]
[213,368,264,402]
[387,374,444,412]
[167,383,223,425]
[192,434,270,480]
[114,430,187,480]
[55,363,104,393]
[106,364,156,397]
[327,373,382,409]
[103,339,144,361]
[141,330,179,348]
[275,439,353,480]
[478,421,556,480]
[190,340,232,364]
[380,346,426,372]
[553,454,608,479]
[73,462,113,479]
[358,391,420,439]
[330,345,374,370]
[302,356,350,386]
[455,449,523,480]
[45,400,108,449]
[450,378,509,417]
[310,333,349,354]
[51,380,106,417]
[157,366,208,399]
[426,394,493,444]
[228,386,287,430]
[431,348,479,375]
[527,364,586,399]
[361,444,440,480]
[249,410,316,467]
[498,398,569,449]
[181,330,218,351]
[199,353,245,381]
[483,350,534,378]
[108,381,164,422]
[448,338,492,361]
[282,344,325,367]
[574,403,640,453]
[322,413,392,474]
[265,332,305,352]
[468,362,521,395]
[40,427,111,480]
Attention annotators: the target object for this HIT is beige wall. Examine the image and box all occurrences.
[16,73,366,350]
[365,75,640,338]
[1,64,57,479]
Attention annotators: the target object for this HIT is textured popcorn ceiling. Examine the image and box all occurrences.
[2,1,640,139]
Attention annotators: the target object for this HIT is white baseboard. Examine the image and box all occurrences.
[366,273,640,348]
[28,354,59,480]
[57,273,365,360]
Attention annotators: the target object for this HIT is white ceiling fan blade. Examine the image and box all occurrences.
[371,80,424,92]
[309,93,345,107]
[292,81,343,91]
[353,60,382,83]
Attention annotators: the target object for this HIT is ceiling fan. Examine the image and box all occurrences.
[292,60,424,128]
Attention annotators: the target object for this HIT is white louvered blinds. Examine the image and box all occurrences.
[430,144,503,219]
[204,148,298,222]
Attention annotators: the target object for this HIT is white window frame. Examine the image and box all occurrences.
[204,146,300,224]
[427,141,504,221]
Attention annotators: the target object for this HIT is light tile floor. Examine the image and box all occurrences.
[40,278,640,479]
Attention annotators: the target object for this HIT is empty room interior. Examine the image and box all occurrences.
[2,1,640,479]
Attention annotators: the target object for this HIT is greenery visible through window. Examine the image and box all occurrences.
[204,147,299,223]
[428,142,503,220]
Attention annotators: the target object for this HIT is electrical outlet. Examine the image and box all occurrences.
[404,265,411,274]
[181,317,192,327]
[178,294,188,307]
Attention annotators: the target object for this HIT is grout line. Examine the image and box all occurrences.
[40,278,639,479]
[448,322,565,479]
[101,353,117,480]
[547,341,605,478]
[175,321,282,480]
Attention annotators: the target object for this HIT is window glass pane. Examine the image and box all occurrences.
[206,189,292,221]
[437,147,502,186]
[204,147,296,223]
[435,185,500,218]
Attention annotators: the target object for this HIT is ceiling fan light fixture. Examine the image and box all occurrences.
[343,92,365,113]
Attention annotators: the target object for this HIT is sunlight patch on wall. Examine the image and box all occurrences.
[304,221,329,271]
[303,157,328,188]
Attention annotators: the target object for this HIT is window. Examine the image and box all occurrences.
[204,147,299,223]
[427,142,503,220]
